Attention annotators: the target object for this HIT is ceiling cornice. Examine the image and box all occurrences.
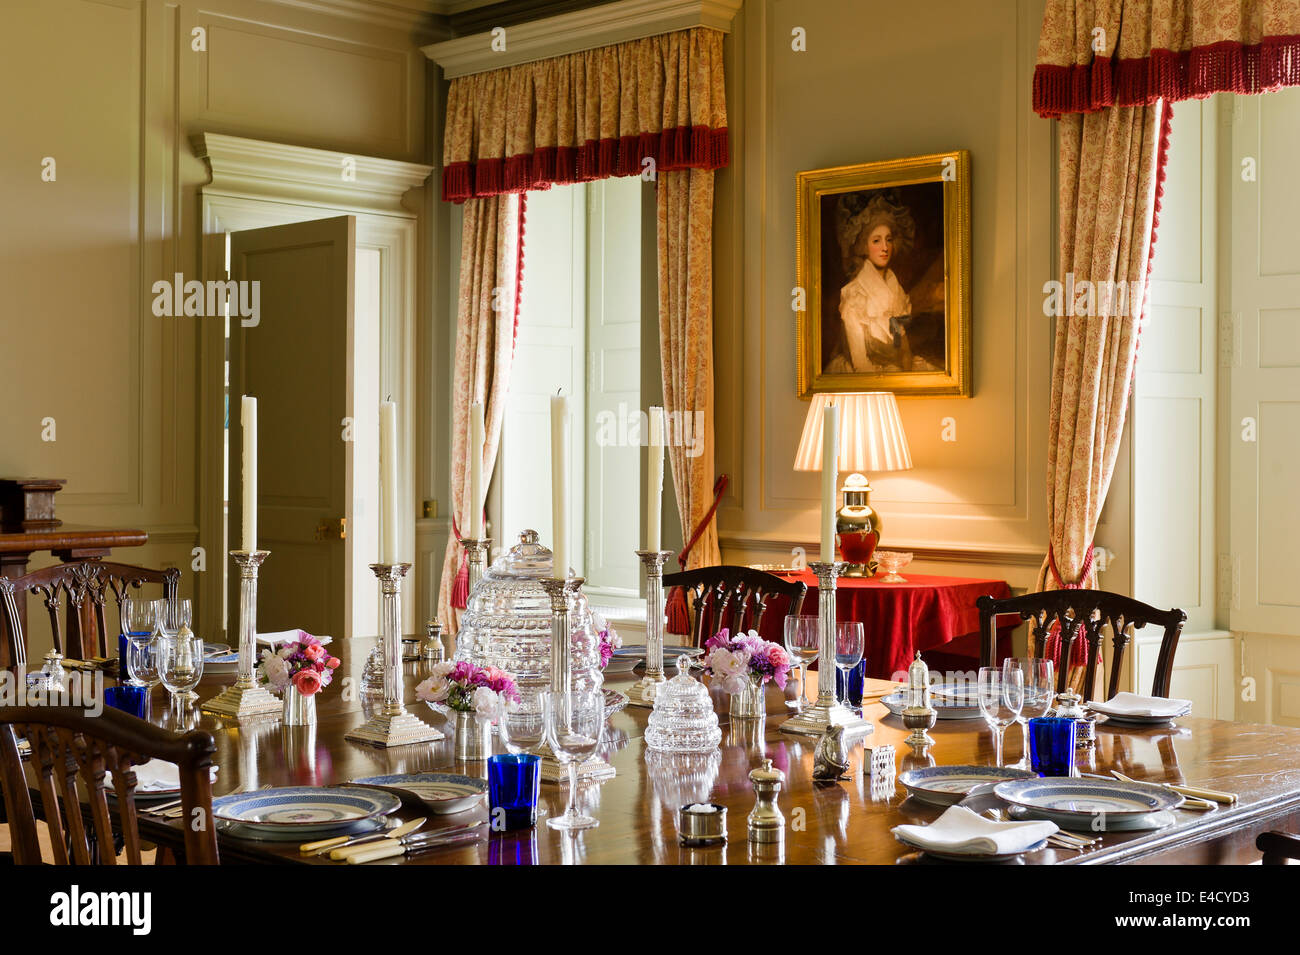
[258,0,490,33]
[192,133,434,216]
[422,0,742,78]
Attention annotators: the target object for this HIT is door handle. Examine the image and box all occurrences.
[315,518,347,540]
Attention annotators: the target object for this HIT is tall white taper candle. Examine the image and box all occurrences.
[469,401,485,540]
[647,406,665,552]
[820,402,839,563]
[550,394,569,578]
[380,400,399,565]
[241,396,258,553]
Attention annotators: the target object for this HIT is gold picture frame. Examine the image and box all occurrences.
[795,150,971,398]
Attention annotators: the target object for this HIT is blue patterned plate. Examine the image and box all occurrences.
[219,817,387,842]
[993,777,1183,820]
[212,785,401,830]
[353,774,487,815]
[882,683,982,720]
[899,765,1037,807]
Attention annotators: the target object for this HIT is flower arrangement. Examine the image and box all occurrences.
[702,628,791,695]
[416,661,520,719]
[255,632,340,697]
[592,611,622,670]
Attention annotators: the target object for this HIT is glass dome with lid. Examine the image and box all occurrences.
[456,529,604,707]
[645,655,722,754]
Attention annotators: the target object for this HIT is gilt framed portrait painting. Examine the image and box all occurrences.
[795,151,971,398]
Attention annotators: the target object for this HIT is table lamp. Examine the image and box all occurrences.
[793,392,912,576]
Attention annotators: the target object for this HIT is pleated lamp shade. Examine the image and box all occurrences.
[793,392,913,473]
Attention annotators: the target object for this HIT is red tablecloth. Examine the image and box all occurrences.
[759,572,1013,681]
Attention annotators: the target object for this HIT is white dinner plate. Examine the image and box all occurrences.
[212,785,401,830]
[993,777,1183,821]
[353,774,487,815]
[898,765,1038,807]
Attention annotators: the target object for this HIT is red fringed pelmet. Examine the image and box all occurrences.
[442,126,730,202]
[1033,37,1300,117]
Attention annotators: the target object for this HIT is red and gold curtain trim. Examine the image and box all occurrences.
[443,126,728,202]
[1034,36,1300,117]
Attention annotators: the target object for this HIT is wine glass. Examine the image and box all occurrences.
[498,699,547,754]
[834,622,864,706]
[155,627,204,705]
[977,666,1024,767]
[783,615,819,708]
[159,598,191,638]
[543,689,605,830]
[1003,658,1055,767]
[120,597,156,688]
[126,599,163,688]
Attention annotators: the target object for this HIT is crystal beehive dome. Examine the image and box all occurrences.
[455,529,603,706]
[645,655,722,754]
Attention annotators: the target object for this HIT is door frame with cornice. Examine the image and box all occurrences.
[192,133,431,642]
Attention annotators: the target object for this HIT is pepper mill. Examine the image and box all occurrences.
[747,758,786,844]
[422,620,445,663]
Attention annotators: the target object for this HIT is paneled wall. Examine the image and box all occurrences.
[0,0,436,650]
[714,0,1052,589]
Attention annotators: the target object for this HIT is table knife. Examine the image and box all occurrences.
[329,817,479,861]
[346,826,484,864]
[1110,770,1235,806]
[301,816,425,855]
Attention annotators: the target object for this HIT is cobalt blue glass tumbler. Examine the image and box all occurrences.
[104,684,149,720]
[835,659,866,706]
[1028,717,1076,776]
[488,754,541,831]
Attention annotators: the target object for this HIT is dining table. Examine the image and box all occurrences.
[65,640,1300,865]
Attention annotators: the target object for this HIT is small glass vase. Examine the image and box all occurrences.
[283,686,317,726]
[729,678,766,720]
[454,709,491,761]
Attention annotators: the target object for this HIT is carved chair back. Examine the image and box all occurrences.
[663,565,807,647]
[0,560,180,668]
[0,705,218,865]
[976,590,1185,698]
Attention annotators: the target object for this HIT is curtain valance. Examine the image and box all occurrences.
[441,27,728,202]
[1033,0,1300,117]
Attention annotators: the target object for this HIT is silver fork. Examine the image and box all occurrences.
[982,807,1097,851]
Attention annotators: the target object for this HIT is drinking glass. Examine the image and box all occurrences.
[498,700,547,755]
[977,667,1023,767]
[783,615,819,707]
[1028,717,1076,776]
[543,689,605,831]
[103,685,149,720]
[126,599,163,687]
[154,626,204,704]
[120,597,157,688]
[834,622,864,706]
[160,598,191,638]
[488,754,541,831]
[1002,658,1055,767]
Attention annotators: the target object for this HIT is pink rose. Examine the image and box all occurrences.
[326,656,341,669]
[302,643,326,663]
[292,668,323,696]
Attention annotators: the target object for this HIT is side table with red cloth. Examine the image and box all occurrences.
[759,572,1015,681]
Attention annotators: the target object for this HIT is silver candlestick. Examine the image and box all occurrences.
[346,563,445,747]
[537,576,615,783]
[780,561,873,739]
[628,550,673,707]
[202,550,281,721]
[459,537,492,595]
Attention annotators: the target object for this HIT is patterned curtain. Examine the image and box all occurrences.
[441,28,729,202]
[439,26,731,584]
[658,167,720,570]
[437,194,523,637]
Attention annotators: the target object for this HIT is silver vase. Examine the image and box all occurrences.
[729,679,766,720]
[283,686,317,726]
[454,709,490,761]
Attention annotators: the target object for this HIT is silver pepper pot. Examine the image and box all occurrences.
[747,758,786,844]
[901,651,937,749]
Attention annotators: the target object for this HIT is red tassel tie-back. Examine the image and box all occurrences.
[1032,36,1300,118]
[441,126,730,202]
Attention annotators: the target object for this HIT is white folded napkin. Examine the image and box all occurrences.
[1087,692,1192,718]
[257,630,332,647]
[893,805,1057,856]
[106,758,219,793]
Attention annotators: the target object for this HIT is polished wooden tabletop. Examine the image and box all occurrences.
[131,639,1300,865]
